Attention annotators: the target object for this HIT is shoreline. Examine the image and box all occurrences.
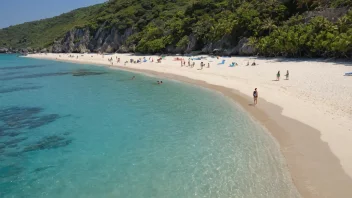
[26,53,352,198]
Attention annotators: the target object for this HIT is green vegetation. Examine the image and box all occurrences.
[0,4,104,49]
[0,0,351,58]
[256,12,352,57]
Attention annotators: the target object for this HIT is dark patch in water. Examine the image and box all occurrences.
[23,135,72,152]
[0,86,42,94]
[0,64,47,70]
[63,132,70,136]
[33,165,55,173]
[2,137,28,146]
[0,71,25,77]
[7,144,18,148]
[28,114,60,129]
[4,131,21,137]
[0,107,60,131]
[0,107,72,159]
[4,152,22,158]
[0,164,23,178]
[72,69,107,76]
[0,72,70,81]
[0,69,106,81]
[0,107,42,121]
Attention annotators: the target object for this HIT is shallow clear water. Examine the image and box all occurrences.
[0,54,300,198]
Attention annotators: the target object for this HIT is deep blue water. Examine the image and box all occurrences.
[0,54,300,197]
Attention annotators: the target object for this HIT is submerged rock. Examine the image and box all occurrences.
[3,137,28,146]
[0,107,42,126]
[0,86,42,94]
[7,144,18,148]
[71,69,106,76]
[4,131,21,137]
[0,107,60,131]
[33,165,55,173]
[0,72,70,81]
[0,64,46,70]
[27,114,60,129]
[4,152,22,158]
[63,132,71,136]
[23,135,72,152]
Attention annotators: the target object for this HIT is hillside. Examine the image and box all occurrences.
[0,4,104,49]
[0,0,351,58]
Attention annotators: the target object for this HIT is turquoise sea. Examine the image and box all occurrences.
[0,54,300,198]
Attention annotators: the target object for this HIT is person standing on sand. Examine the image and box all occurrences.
[277,71,281,81]
[285,70,289,80]
[253,88,258,105]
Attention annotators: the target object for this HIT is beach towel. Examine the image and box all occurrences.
[345,72,352,76]
[218,60,225,65]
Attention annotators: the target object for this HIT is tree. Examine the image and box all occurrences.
[261,18,277,34]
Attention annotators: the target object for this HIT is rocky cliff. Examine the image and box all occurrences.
[52,24,134,54]
[49,24,256,55]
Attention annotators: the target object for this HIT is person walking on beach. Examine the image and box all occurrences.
[277,71,281,81]
[285,70,289,80]
[253,88,258,105]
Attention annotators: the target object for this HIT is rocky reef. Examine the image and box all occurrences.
[23,135,72,152]
[71,69,107,76]
[0,106,73,181]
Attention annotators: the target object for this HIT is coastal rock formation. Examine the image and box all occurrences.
[48,24,258,56]
[52,28,91,53]
[0,48,8,53]
[304,8,349,23]
[233,38,257,56]
[52,25,134,53]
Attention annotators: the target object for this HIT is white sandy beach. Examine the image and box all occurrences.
[28,53,352,197]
